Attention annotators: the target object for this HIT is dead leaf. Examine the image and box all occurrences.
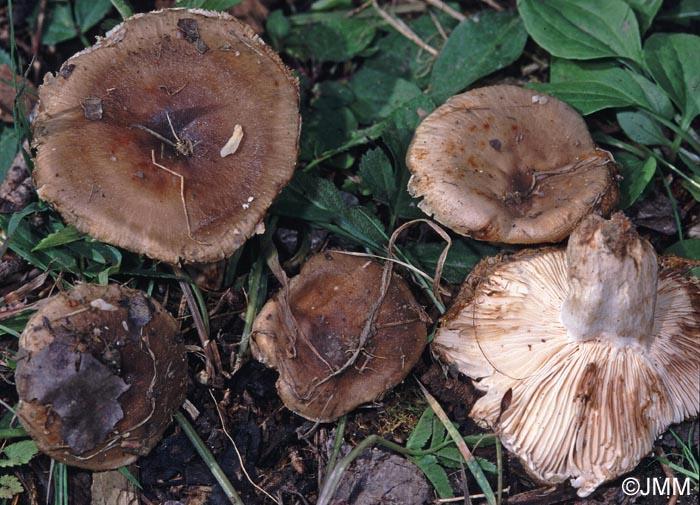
[0,65,36,122]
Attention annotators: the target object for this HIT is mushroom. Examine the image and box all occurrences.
[251,252,428,422]
[406,85,618,244]
[32,9,300,264]
[15,283,187,470]
[432,213,700,496]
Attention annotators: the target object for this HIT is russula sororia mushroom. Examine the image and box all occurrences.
[432,213,700,496]
[406,85,618,244]
[251,252,428,422]
[15,283,187,470]
[32,9,300,264]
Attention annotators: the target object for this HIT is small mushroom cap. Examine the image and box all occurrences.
[32,9,300,264]
[15,283,187,470]
[433,234,699,496]
[251,252,428,422]
[406,85,618,244]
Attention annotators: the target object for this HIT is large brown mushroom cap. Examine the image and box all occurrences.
[406,85,618,244]
[32,9,300,264]
[15,283,187,470]
[433,215,699,496]
[251,252,428,422]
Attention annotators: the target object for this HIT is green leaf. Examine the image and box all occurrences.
[0,49,12,67]
[616,152,656,208]
[290,18,376,62]
[518,0,643,64]
[408,239,499,284]
[42,3,78,46]
[657,0,700,24]
[624,0,662,31]
[175,0,243,9]
[32,225,84,251]
[411,455,454,498]
[350,68,422,123]
[616,110,669,146]
[311,0,353,10]
[0,127,19,183]
[0,440,38,467]
[406,407,435,450]
[534,58,674,117]
[266,10,291,43]
[301,105,358,161]
[644,33,700,123]
[665,239,700,260]
[359,148,394,204]
[0,475,23,499]
[74,0,112,34]
[430,10,527,104]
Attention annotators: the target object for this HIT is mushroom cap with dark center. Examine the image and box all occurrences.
[406,85,618,244]
[15,283,187,470]
[432,215,699,496]
[32,9,300,263]
[251,252,428,422]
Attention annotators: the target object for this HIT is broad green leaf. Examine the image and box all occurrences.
[406,407,435,450]
[616,110,669,146]
[311,0,353,10]
[657,0,700,23]
[0,440,38,467]
[535,58,674,117]
[266,10,291,44]
[175,0,243,9]
[32,225,84,251]
[411,455,454,498]
[74,0,112,34]
[644,33,700,123]
[624,0,662,31]
[408,239,499,284]
[615,152,656,208]
[0,127,19,182]
[518,0,643,64]
[42,3,78,46]
[665,239,700,260]
[289,18,376,62]
[0,475,23,499]
[349,68,422,123]
[430,10,527,104]
[359,148,394,205]
[430,415,447,450]
[301,105,358,161]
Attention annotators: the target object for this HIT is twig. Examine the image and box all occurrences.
[175,411,244,505]
[656,447,679,505]
[371,0,438,56]
[424,0,466,21]
[480,0,504,11]
[429,10,449,40]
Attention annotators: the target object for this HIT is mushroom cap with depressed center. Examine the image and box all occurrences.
[251,252,428,422]
[432,215,699,496]
[32,9,300,264]
[15,283,187,470]
[406,85,618,244]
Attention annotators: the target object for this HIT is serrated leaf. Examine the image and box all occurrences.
[430,11,527,103]
[411,455,454,498]
[301,105,358,161]
[430,414,446,450]
[534,58,674,117]
[644,33,700,123]
[518,0,643,64]
[407,407,435,450]
[0,475,23,498]
[0,127,19,182]
[74,0,112,34]
[359,148,394,204]
[350,68,422,123]
[625,0,662,31]
[0,440,38,467]
[665,239,700,259]
[290,18,376,62]
[407,239,499,284]
[616,152,656,208]
[32,225,84,251]
[616,110,669,146]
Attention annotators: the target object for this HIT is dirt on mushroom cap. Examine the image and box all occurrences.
[32,9,301,264]
[406,85,618,244]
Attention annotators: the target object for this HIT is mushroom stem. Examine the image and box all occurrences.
[560,213,658,346]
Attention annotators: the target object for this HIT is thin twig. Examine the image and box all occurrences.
[480,0,504,11]
[371,0,438,56]
[424,0,466,21]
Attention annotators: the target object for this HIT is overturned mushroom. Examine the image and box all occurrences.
[251,252,428,422]
[32,9,300,264]
[432,213,700,496]
[406,85,618,244]
[15,283,187,470]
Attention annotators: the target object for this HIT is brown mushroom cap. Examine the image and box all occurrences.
[251,252,428,422]
[406,85,618,244]
[15,283,187,470]
[432,214,699,496]
[32,9,300,264]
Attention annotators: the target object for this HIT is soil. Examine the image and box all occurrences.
[1,1,698,505]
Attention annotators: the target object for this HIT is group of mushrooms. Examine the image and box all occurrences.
[11,6,699,500]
